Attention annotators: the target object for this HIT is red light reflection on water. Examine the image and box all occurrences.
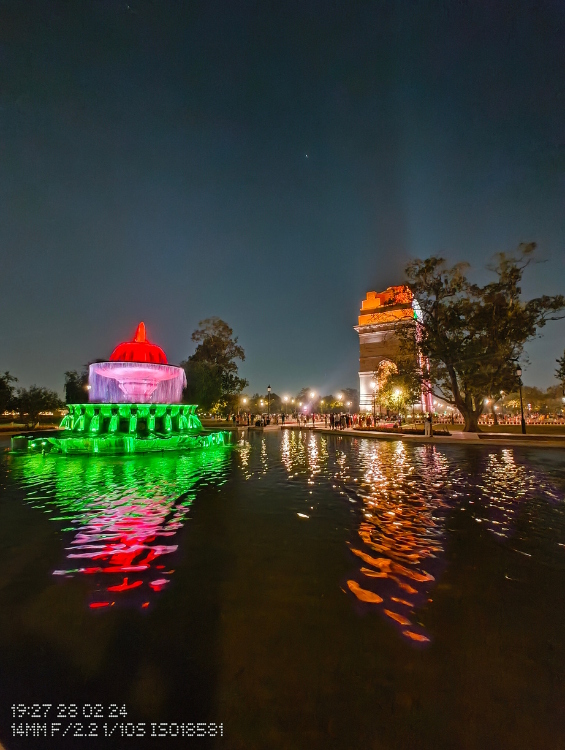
[54,499,184,609]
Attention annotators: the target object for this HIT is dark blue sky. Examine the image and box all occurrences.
[1,0,564,395]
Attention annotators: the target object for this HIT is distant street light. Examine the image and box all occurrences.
[309,391,315,399]
[516,365,526,434]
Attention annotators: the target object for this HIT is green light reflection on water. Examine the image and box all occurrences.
[9,444,233,609]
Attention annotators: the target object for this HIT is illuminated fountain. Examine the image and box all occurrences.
[12,322,230,455]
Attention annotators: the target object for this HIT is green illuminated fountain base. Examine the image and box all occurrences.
[11,403,231,455]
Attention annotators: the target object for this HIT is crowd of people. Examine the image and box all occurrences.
[225,411,415,429]
[223,408,565,431]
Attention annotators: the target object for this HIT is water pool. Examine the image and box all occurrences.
[1,431,564,749]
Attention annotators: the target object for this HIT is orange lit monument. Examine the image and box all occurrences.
[354,286,432,413]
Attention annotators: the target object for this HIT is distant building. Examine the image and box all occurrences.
[354,286,432,413]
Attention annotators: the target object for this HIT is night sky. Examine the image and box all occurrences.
[1,0,564,395]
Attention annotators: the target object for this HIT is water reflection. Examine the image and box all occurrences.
[276,431,563,644]
[280,429,309,480]
[341,442,455,643]
[8,447,231,609]
[238,434,252,479]
[477,449,561,540]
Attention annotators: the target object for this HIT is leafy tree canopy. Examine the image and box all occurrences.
[291,388,357,412]
[377,364,421,417]
[399,244,565,431]
[182,318,248,414]
[240,392,281,414]
[0,371,17,414]
[341,388,359,411]
[556,351,565,383]
[182,360,223,413]
[295,387,313,403]
[15,386,63,429]
[64,370,89,404]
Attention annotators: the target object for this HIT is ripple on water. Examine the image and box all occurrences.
[270,432,565,645]
[8,447,231,610]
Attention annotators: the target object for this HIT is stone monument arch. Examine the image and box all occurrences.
[354,286,432,413]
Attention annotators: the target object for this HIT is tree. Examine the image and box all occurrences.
[378,365,421,419]
[486,393,503,425]
[15,386,63,429]
[556,351,565,384]
[342,388,359,411]
[248,393,262,414]
[0,371,17,414]
[182,318,248,414]
[295,387,313,403]
[399,244,565,431]
[181,360,223,412]
[64,369,89,404]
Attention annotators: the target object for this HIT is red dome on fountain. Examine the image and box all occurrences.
[89,322,186,404]
[109,322,167,365]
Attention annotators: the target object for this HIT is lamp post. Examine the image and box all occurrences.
[516,366,526,434]
[267,385,271,419]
